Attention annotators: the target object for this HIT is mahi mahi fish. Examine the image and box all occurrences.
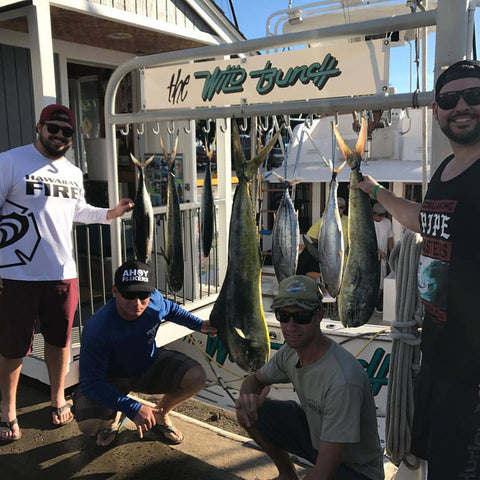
[201,138,215,258]
[130,153,154,264]
[317,150,346,297]
[271,173,299,283]
[209,122,281,372]
[159,135,183,292]
[334,118,379,327]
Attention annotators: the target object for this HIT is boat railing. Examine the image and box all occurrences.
[72,202,220,332]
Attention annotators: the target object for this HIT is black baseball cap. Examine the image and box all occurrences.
[435,60,480,97]
[114,260,155,294]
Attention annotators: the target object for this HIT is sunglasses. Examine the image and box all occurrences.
[120,291,151,301]
[45,123,74,138]
[436,87,480,110]
[275,309,316,325]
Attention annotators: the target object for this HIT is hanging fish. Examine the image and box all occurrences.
[159,134,183,292]
[201,137,215,258]
[271,173,300,283]
[334,118,379,327]
[317,150,346,298]
[129,153,154,264]
[209,121,281,372]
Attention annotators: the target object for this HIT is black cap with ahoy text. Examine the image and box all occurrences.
[271,275,323,311]
[114,260,155,294]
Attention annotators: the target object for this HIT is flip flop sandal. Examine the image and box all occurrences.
[153,423,184,445]
[0,418,22,442]
[95,415,128,450]
[51,403,73,427]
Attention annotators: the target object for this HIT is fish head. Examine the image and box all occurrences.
[230,328,270,373]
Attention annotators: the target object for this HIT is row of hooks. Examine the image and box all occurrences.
[118,110,395,136]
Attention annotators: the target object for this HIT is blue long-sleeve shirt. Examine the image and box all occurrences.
[79,289,203,420]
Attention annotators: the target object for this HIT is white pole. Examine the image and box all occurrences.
[431,0,471,173]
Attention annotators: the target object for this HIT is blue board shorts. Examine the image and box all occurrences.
[73,348,200,422]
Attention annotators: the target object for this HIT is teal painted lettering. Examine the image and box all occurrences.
[251,55,341,95]
[358,348,390,396]
[194,65,246,101]
[205,335,229,365]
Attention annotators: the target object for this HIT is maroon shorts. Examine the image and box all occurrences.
[0,279,79,358]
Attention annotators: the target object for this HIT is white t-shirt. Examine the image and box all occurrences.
[374,217,393,285]
[0,144,110,280]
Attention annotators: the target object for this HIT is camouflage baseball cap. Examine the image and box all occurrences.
[271,275,323,311]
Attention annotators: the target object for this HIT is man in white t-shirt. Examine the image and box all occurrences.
[0,104,133,442]
[235,275,384,480]
[372,202,394,313]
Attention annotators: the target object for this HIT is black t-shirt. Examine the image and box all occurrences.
[418,155,480,385]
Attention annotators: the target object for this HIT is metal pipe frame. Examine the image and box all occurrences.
[104,8,437,271]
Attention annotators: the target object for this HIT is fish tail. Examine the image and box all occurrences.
[244,129,281,180]
[333,118,366,169]
[129,153,154,170]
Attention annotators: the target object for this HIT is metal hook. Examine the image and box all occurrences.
[136,123,144,135]
[183,121,192,134]
[367,110,374,122]
[120,124,130,136]
[334,112,339,127]
[239,117,248,133]
[219,118,228,133]
[152,122,160,135]
[385,109,392,127]
[167,121,176,134]
[202,119,211,134]
[305,114,314,129]
[260,116,269,132]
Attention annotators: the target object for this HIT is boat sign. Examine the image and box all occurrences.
[143,40,388,109]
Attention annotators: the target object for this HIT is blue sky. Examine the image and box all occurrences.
[214,0,479,93]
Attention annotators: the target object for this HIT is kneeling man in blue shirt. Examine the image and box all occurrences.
[74,260,215,447]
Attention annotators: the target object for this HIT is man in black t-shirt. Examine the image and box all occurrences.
[352,60,480,479]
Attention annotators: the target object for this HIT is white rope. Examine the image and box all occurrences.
[385,230,423,467]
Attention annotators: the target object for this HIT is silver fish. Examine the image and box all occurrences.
[209,122,281,372]
[159,135,183,292]
[334,119,379,327]
[130,153,154,264]
[317,154,346,297]
[271,173,299,283]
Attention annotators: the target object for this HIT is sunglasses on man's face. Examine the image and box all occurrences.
[120,291,151,301]
[275,309,316,325]
[45,122,74,138]
[436,87,480,110]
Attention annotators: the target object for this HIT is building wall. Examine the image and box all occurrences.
[87,0,214,33]
[0,43,35,152]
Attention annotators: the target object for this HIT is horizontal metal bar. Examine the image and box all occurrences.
[105,9,436,123]
[109,91,434,124]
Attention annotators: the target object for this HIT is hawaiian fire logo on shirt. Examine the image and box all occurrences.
[0,200,40,268]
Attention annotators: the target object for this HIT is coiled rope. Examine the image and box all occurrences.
[385,230,423,468]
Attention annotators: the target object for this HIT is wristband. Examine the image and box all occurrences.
[372,184,383,201]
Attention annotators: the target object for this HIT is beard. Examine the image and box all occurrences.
[439,115,480,145]
[38,133,72,159]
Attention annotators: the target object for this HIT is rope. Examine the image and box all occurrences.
[385,230,423,467]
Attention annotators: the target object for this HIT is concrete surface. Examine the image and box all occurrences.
[0,378,285,480]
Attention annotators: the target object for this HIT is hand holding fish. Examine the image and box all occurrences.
[349,174,379,198]
[106,198,134,220]
[200,320,217,336]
